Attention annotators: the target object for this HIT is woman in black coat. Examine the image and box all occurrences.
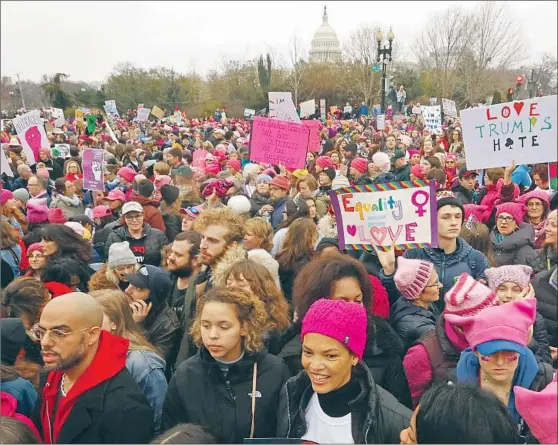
[160,185,183,242]
[162,288,291,443]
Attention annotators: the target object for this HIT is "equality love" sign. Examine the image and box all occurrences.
[329,180,438,251]
[460,95,557,169]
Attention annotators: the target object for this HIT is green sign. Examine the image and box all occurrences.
[372,64,382,72]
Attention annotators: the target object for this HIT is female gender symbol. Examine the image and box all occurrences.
[411,190,430,217]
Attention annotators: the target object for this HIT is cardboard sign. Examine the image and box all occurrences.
[104,100,119,117]
[268,92,300,122]
[192,149,209,169]
[302,120,321,152]
[376,114,385,130]
[75,109,84,122]
[422,105,442,133]
[0,148,13,177]
[151,106,164,119]
[412,105,422,115]
[249,116,310,169]
[328,180,438,251]
[137,107,151,122]
[12,110,49,164]
[460,95,557,169]
[82,148,105,191]
[442,98,457,118]
[243,108,256,118]
[300,99,316,118]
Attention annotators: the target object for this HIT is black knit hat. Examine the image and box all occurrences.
[323,167,336,182]
[346,143,358,153]
[437,196,465,224]
[316,237,340,252]
[1,318,26,365]
[160,184,180,205]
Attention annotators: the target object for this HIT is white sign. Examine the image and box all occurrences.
[1,149,13,177]
[422,105,442,133]
[412,105,422,115]
[137,107,151,122]
[320,99,326,120]
[12,110,49,164]
[51,108,65,127]
[54,143,71,158]
[268,92,300,122]
[300,99,316,118]
[104,100,119,117]
[376,114,385,130]
[442,98,457,118]
[344,105,353,114]
[243,108,256,118]
[429,97,438,106]
[105,121,119,143]
[461,95,558,169]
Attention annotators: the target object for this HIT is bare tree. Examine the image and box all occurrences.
[284,35,311,105]
[415,7,474,100]
[534,53,558,96]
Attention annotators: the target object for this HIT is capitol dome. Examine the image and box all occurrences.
[309,6,342,63]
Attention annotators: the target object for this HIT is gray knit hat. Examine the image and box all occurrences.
[13,188,29,204]
[107,241,137,269]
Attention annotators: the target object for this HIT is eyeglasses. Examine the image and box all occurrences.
[30,324,95,343]
[124,214,143,221]
[425,280,442,288]
[497,216,515,223]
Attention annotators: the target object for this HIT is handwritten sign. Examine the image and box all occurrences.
[412,105,422,115]
[300,99,316,118]
[268,92,300,122]
[442,98,457,118]
[376,114,385,130]
[51,108,65,127]
[192,149,209,169]
[249,116,310,169]
[422,105,442,133]
[243,108,256,118]
[12,110,48,164]
[460,95,557,169]
[137,107,151,122]
[82,148,105,191]
[328,180,438,251]
[151,106,164,119]
[0,149,13,177]
[302,120,321,152]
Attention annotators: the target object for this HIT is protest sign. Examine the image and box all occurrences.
[429,97,437,106]
[104,100,119,117]
[54,144,70,158]
[442,98,457,118]
[82,148,105,191]
[174,110,183,125]
[549,162,557,190]
[328,180,438,251]
[300,99,316,118]
[51,108,65,127]
[422,105,442,133]
[12,110,48,164]
[243,108,256,118]
[0,148,13,177]
[320,99,326,120]
[192,149,209,169]
[105,120,119,143]
[248,116,310,170]
[412,105,422,115]
[137,107,151,122]
[151,106,164,119]
[268,92,300,122]
[302,120,321,152]
[344,105,352,114]
[460,95,558,169]
[377,114,387,129]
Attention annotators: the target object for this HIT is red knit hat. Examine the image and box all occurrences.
[271,175,290,191]
[444,273,498,317]
[204,163,221,176]
[411,164,425,179]
[351,157,368,174]
[47,208,67,224]
[226,159,241,172]
[316,156,333,170]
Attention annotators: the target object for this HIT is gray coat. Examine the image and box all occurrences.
[491,223,537,267]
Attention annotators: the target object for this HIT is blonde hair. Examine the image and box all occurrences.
[193,208,244,244]
[190,287,268,353]
[244,218,273,252]
[296,175,318,193]
[154,162,170,176]
[64,160,82,175]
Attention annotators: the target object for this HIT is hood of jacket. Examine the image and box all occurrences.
[491,222,535,251]
[364,314,405,358]
[390,297,436,325]
[129,192,158,208]
[40,331,128,443]
[211,243,248,287]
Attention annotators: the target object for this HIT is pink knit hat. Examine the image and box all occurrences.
[444,298,536,352]
[495,202,527,226]
[271,175,290,191]
[117,167,137,183]
[226,159,241,172]
[154,174,172,190]
[204,163,220,176]
[514,373,557,444]
[444,273,498,317]
[26,243,44,256]
[394,257,434,300]
[518,189,550,210]
[301,299,368,360]
[26,198,49,224]
[485,265,533,293]
[48,207,67,224]
[0,189,13,205]
[351,157,368,174]
[36,167,50,178]
[411,164,425,179]
[104,188,126,202]
[316,156,333,170]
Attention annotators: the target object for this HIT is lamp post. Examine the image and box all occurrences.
[376,27,394,114]
[8,91,15,110]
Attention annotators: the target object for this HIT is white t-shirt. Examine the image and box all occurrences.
[301,392,354,444]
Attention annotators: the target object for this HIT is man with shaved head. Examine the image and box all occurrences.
[31,293,154,444]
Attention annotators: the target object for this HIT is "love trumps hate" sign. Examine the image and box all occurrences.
[328,180,438,251]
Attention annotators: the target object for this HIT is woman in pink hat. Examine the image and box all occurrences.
[23,243,47,280]
[518,189,551,248]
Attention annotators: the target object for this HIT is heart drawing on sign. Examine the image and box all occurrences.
[513,101,524,116]
[346,225,357,237]
[370,226,388,245]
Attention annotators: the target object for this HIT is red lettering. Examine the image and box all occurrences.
[501,106,511,118]
[529,103,539,116]
[486,108,497,120]
[342,194,354,212]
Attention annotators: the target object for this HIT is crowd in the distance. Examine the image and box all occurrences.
[0,106,556,444]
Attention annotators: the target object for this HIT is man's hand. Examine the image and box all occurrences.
[372,243,396,275]
[503,160,516,185]
[130,300,152,324]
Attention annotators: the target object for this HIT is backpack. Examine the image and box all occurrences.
[0,391,42,441]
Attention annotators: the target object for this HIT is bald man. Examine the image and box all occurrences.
[31,293,154,444]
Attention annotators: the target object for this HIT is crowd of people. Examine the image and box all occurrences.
[0,104,556,444]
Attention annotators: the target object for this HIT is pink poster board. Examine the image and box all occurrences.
[192,149,208,169]
[302,120,321,152]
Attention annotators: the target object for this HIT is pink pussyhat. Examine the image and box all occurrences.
[444,273,498,317]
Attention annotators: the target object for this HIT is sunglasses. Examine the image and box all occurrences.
[185,206,200,215]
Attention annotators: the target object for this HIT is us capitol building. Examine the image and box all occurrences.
[309,6,342,63]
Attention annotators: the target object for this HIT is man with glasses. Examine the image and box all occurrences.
[27,174,51,206]
[31,292,154,444]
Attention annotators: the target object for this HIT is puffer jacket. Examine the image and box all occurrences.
[162,213,182,243]
[532,266,558,350]
[491,223,537,267]
[372,171,397,185]
[276,361,412,444]
[104,223,168,267]
[128,193,166,232]
[530,311,552,364]
[526,245,557,275]
[403,238,489,312]
[389,297,437,352]
[49,195,86,219]
[274,316,412,408]
[162,347,291,444]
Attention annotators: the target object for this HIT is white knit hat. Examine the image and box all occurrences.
[108,241,137,269]
[247,249,281,289]
[227,195,251,216]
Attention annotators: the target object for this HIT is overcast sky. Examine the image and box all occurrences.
[2,1,557,83]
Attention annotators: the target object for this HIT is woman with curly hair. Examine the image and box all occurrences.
[161,287,291,443]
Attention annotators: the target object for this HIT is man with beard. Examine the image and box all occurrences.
[31,293,154,444]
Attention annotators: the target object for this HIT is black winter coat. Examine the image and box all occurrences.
[31,369,154,444]
[530,311,552,364]
[276,361,412,444]
[162,213,182,243]
[104,223,168,267]
[389,297,437,351]
[532,267,557,350]
[275,316,412,408]
[162,347,291,444]
[392,163,411,182]
[491,223,537,267]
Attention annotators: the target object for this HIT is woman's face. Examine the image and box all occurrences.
[125,284,150,301]
[243,231,262,251]
[423,139,433,153]
[526,198,545,220]
[339,140,347,150]
[330,277,363,305]
[420,270,442,303]
[475,350,520,383]
[40,152,49,162]
[330,152,340,164]
[298,182,313,198]
[229,152,239,161]
[306,152,315,163]
[68,164,78,174]
[302,332,358,394]
[496,212,517,236]
[305,199,317,219]
[367,162,377,176]
[318,172,332,187]
[420,158,432,176]
[64,180,76,197]
[446,159,456,170]
[28,251,46,271]
[410,154,421,165]
[545,213,557,246]
[452,131,460,141]
[496,281,524,304]
[226,273,253,295]
[256,181,270,195]
[124,212,144,232]
[40,238,59,257]
[200,301,244,362]
[182,216,195,231]
[114,264,137,282]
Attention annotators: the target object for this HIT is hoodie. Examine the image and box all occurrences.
[128,193,166,231]
[39,331,129,444]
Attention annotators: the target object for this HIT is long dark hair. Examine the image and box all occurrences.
[40,224,91,263]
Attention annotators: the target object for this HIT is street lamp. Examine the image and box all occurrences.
[376,27,394,114]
